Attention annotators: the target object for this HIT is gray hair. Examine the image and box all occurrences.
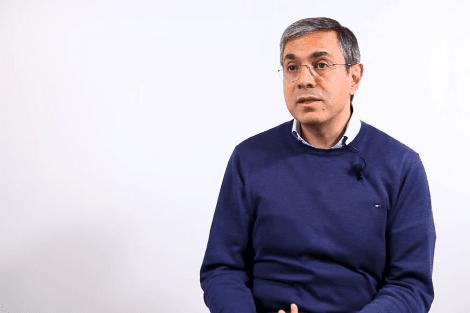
[279,17,361,70]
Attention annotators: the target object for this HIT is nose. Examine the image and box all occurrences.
[296,64,317,89]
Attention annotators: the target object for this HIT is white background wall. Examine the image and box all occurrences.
[0,0,469,312]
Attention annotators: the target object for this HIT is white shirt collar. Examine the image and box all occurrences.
[291,104,361,149]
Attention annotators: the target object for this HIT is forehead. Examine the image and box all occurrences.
[283,31,343,62]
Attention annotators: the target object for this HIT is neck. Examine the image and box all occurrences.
[299,105,352,149]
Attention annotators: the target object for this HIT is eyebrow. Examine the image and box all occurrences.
[311,51,330,58]
[283,51,331,62]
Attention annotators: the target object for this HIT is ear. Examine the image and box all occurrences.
[349,63,364,96]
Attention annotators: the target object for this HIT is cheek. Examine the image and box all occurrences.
[323,79,349,102]
[283,84,293,103]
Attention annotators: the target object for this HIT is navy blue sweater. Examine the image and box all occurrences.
[200,119,435,313]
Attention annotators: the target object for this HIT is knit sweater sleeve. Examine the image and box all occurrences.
[358,153,436,313]
[200,146,257,313]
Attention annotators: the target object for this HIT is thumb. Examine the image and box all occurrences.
[291,303,298,313]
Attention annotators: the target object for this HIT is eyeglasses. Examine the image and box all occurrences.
[278,61,355,82]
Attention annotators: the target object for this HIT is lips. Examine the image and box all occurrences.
[297,96,322,104]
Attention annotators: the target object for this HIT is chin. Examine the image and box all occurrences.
[295,111,328,125]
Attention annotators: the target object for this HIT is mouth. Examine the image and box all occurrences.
[296,97,322,104]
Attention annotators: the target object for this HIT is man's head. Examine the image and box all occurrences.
[280,17,363,127]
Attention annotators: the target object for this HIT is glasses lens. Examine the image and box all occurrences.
[282,65,299,81]
[281,63,338,81]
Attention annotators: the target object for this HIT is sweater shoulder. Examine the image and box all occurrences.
[234,119,292,155]
[359,121,422,171]
[360,121,419,156]
[227,119,294,174]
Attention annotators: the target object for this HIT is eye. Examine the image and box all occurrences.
[286,64,299,72]
[313,61,329,70]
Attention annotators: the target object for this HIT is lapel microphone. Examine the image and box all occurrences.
[342,136,367,181]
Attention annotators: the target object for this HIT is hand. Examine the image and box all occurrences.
[278,303,298,313]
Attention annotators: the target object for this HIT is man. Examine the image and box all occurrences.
[200,17,436,313]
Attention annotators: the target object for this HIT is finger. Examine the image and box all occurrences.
[291,303,298,313]
[278,310,286,313]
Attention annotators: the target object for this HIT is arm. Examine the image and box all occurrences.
[358,153,436,313]
[200,146,257,313]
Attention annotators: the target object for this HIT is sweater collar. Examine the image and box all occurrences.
[291,104,361,149]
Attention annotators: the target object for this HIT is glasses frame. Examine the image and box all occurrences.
[278,62,356,82]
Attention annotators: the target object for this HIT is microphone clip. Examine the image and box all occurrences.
[353,163,364,180]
